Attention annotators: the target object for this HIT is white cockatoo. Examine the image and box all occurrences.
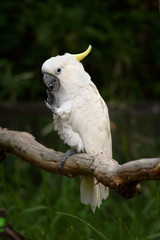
[42,45,112,213]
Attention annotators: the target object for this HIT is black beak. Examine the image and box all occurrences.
[43,73,60,92]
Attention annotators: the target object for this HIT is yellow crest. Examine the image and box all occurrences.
[73,45,92,61]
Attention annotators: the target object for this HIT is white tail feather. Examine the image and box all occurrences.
[80,176,109,213]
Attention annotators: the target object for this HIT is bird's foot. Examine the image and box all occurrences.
[45,90,58,114]
[46,90,54,105]
[58,149,76,171]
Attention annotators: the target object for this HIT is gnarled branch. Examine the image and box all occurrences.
[0,127,160,198]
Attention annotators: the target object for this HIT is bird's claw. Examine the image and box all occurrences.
[46,90,54,105]
[45,90,58,114]
[58,149,76,171]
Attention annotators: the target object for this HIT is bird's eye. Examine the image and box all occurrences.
[55,68,62,75]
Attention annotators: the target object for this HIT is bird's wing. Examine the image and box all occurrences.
[70,83,112,158]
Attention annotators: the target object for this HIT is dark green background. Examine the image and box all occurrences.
[1,1,160,239]
[0,0,160,103]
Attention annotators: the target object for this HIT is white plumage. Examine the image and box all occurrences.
[42,46,112,213]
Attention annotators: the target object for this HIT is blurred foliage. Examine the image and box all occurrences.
[0,0,160,102]
[1,153,160,239]
[1,1,160,238]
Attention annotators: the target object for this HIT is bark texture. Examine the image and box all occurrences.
[0,127,160,198]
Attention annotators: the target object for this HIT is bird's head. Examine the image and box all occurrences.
[42,45,92,96]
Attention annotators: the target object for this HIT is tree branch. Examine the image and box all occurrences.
[0,127,160,198]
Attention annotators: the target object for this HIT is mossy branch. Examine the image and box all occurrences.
[0,127,160,198]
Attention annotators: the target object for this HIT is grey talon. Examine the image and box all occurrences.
[58,149,76,171]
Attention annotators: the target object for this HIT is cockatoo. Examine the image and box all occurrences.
[42,45,112,213]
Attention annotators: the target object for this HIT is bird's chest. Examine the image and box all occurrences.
[54,114,72,139]
[53,113,84,152]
